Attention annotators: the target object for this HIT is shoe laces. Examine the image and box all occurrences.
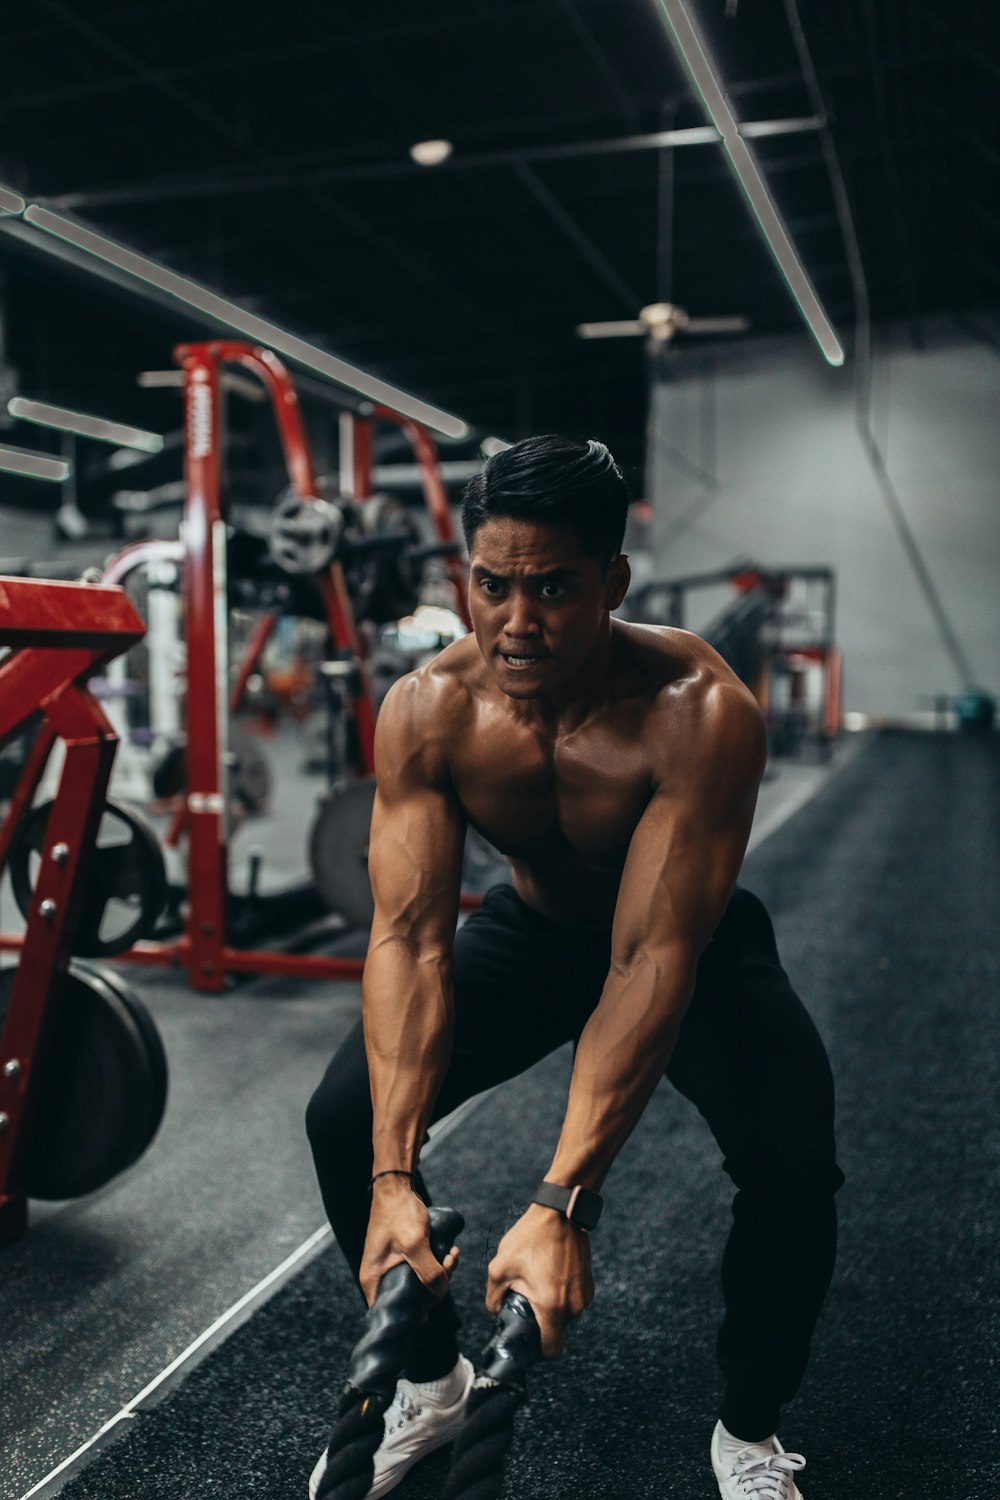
[730,1448,806,1499]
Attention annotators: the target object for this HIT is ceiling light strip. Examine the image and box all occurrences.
[652,0,844,366]
[8,396,164,452]
[0,186,27,216]
[0,444,71,482]
[19,205,470,439]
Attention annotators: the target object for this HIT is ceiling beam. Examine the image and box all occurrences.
[42,117,824,213]
[32,0,519,357]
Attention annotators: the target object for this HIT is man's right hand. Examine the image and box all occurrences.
[359,1176,459,1306]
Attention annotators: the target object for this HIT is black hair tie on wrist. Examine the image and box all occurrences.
[369,1169,417,1191]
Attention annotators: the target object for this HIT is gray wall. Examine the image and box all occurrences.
[649,317,1000,717]
[0,504,55,561]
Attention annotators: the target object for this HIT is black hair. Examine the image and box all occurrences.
[461,434,630,566]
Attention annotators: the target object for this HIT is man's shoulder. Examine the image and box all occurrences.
[615,621,747,704]
[378,636,482,741]
[621,623,765,771]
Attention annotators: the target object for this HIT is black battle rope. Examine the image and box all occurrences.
[442,1291,542,1500]
[315,1205,465,1500]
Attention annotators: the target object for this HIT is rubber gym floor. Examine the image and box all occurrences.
[3,730,997,1500]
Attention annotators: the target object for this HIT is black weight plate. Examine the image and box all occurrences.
[151,741,186,799]
[73,962,169,1159]
[361,495,423,625]
[309,778,377,928]
[8,800,168,958]
[0,964,167,1199]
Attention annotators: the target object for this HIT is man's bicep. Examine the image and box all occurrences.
[368,681,465,948]
[611,693,765,966]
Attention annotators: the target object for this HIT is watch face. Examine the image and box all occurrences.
[568,1186,602,1231]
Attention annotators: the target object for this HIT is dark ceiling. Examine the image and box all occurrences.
[0,0,996,516]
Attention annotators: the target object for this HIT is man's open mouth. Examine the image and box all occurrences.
[500,652,546,666]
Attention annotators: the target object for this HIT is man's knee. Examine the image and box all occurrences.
[725,1148,845,1200]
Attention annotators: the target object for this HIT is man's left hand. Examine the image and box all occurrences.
[486,1202,595,1358]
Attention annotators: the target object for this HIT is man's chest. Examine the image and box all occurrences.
[451,717,653,866]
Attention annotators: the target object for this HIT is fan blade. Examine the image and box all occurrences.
[576,320,648,339]
[684,316,751,335]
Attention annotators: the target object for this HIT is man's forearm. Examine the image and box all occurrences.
[363,936,454,1174]
[546,949,696,1191]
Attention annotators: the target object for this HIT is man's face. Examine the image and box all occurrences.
[468,516,630,700]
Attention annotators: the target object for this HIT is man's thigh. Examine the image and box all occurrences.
[666,888,840,1188]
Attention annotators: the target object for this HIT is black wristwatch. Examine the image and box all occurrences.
[531,1180,603,1231]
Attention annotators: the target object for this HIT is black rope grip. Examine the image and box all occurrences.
[476,1292,542,1393]
[440,1291,542,1500]
[344,1204,465,1399]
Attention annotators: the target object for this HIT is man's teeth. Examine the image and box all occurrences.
[504,654,539,664]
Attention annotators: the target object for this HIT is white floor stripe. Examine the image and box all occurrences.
[19,1086,496,1500]
[19,1224,332,1500]
[19,733,871,1499]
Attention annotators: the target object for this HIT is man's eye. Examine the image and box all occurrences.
[480,578,502,594]
[540,583,564,599]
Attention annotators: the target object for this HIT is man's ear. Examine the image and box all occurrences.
[605,553,631,611]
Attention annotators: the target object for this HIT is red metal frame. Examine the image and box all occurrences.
[0,347,479,1000]
[155,340,375,990]
[0,576,145,1244]
[350,407,472,631]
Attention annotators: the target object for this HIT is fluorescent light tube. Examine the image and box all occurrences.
[22,206,471,438]
[651,0,845,366]
[0,444,71,482]
[0,185,26,216]
[8,396,164,452]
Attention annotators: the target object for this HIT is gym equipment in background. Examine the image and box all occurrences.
[629,563,842,758]
[8,799,167,957]
[0,963,166,1200]
[88,341,472,992]
[0,575,167,1246]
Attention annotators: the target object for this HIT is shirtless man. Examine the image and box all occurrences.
[307,434,843,1500]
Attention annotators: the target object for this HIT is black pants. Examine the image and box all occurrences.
[306,884,844,1440]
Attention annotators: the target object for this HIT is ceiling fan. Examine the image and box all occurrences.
[576,301,749,344]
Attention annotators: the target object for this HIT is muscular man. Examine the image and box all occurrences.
[307,435,842,1500]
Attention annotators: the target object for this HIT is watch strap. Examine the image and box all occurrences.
[532,1179,603,1231]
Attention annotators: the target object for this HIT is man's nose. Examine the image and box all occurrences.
[503,591,542,637]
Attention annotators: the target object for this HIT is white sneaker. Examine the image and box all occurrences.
[309,1356,475,1499]
[711,1420,807,1500]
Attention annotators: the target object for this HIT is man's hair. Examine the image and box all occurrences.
[461,434,630,566]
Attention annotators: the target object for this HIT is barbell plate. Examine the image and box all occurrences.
[75,961,169,1162]
[8,800,168,958]
[0,963,167,1200]
[359,495,423,625]
[268,493,343,576]
[309,778,377,929]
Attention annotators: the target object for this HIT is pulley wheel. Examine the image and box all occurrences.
[8,801,168,958]
[0,964,168,1200]
[309,778,377,928]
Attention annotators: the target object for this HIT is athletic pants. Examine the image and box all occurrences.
[306,883,844,1440]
